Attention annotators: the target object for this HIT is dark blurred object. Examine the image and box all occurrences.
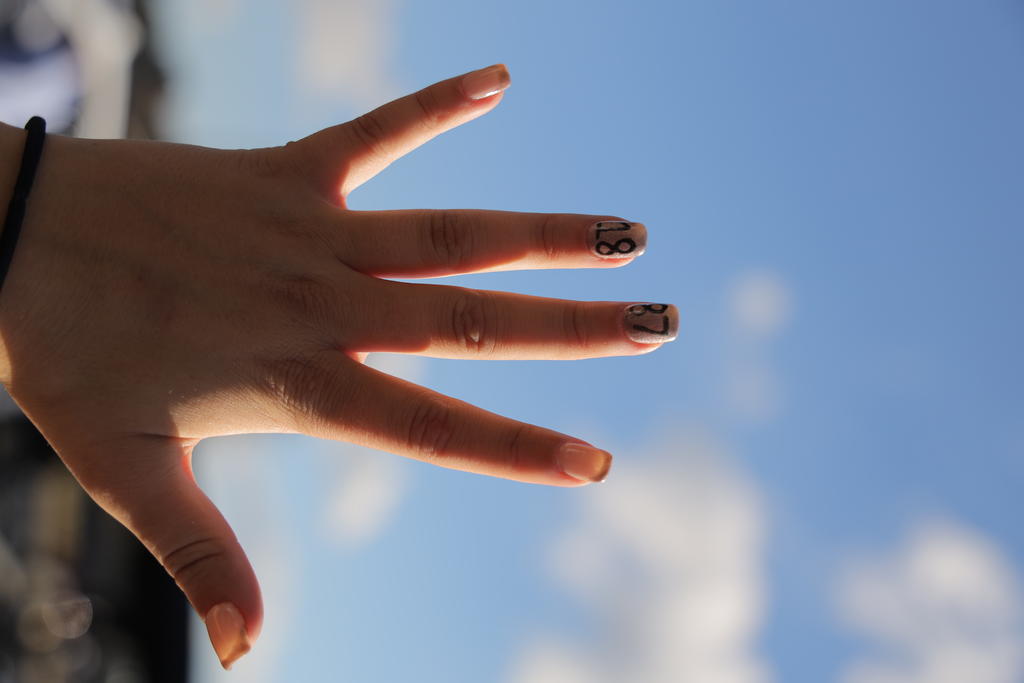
[0,1,184,681]
[0,0,166,139]
[0,0,79,132]
[126,0,164,141]
[0,413,189,683]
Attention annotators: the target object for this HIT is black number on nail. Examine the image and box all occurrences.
[628,303,670,336]
[595,222,631,237]
[596,238,637,255]
[632,318,670,336]
[628,303,668,316]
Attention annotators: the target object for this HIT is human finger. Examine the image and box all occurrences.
[336,210,647,277]
[292,64,511,201]
[66,435,262,670]
[272,354,613,486]
[347,281,680,359]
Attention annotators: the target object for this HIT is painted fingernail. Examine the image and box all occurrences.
[588,221,647,259]
[624,303,680,344]
[462,64,511,100]
[205,602,251,670]
[557,443,613,483]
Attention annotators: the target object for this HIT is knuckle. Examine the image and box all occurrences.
[243,147,289,181]
[264,204,313,240]
[563,301,590,349]
[405,395,456,460]
[412,89,444,129]
[258,354,319,425]
[347,112,389,157]
[448,289,497,355]
[280,138,307,168]
[281,136,341,200]
[503,423,530,473]
[425,210,474,271]
[258,353,350,433]
[536,214,561,260]
[269,273,339,329]
[161,537,227,587]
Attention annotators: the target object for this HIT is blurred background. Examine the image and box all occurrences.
[1,1,1023,682]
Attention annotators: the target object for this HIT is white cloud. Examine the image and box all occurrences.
[837,518,1024,683]
[319,353,423,547]
[725,362,783,424]
[190,435,301,683]
[294,0,402,107]
[724,269,794,423]
[365,352,426,384]
[322,446,408,546]
[507,270,794,683]
[505,639,601,683]
[508,427,773,683]
[729,270,793,341]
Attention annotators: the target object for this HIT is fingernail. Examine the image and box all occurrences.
[557,443,613,483]
[588,221,647,259]
[205,602,251,670]
[624,303,680,344]
[462,64,511,100]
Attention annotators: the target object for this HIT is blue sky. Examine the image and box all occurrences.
[151,2,1024,681]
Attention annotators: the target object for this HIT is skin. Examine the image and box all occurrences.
[0,66,671,666]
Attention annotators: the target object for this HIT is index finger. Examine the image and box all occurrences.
[335,210,648,278]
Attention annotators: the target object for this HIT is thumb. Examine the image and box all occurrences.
[290,63,511,200]
[71,435,262,670]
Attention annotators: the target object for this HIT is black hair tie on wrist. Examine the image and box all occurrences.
[0,116,47,294]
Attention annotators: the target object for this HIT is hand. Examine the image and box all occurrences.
[0,64,678,668]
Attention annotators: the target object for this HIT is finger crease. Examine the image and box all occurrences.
[566,302,590,349]
[162,538,225,579]
[538,214,560,261]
